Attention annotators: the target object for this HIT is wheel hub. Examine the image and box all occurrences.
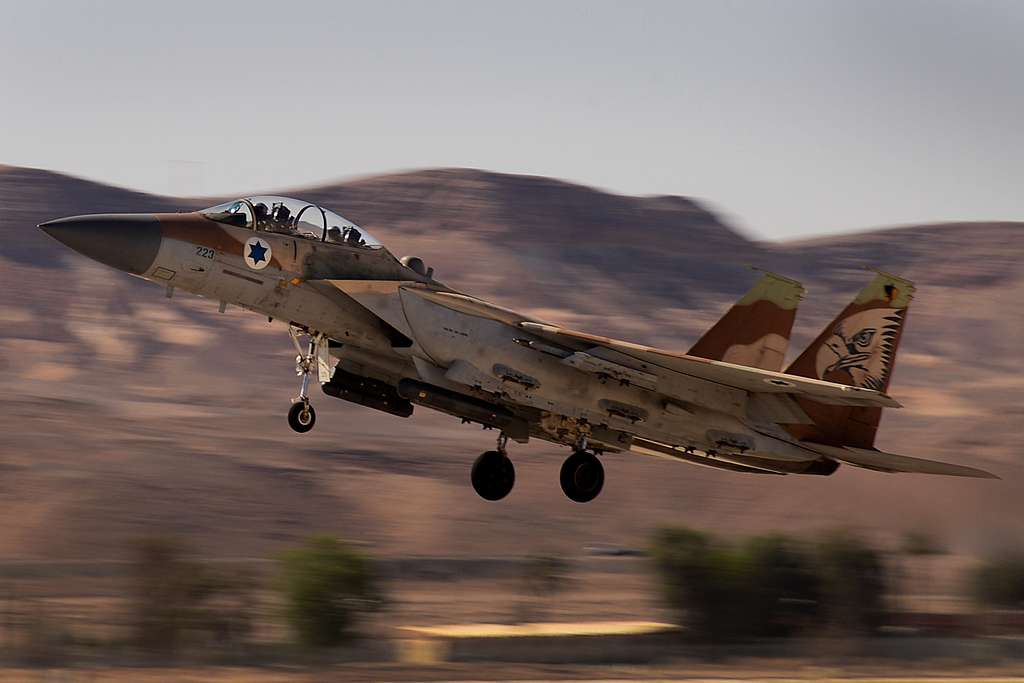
[574,462,601,492]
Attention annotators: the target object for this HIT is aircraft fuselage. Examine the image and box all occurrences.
[39,197,997,498]
[103,211,823,474]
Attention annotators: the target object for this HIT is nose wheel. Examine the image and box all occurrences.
[287,328,323,434]
[288,401,316,433]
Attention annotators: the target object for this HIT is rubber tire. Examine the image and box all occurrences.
[471,450,515,501]
[560,450,604,503]
[288,402,316,433]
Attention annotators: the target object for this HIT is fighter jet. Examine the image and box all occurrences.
[39,195,997,502]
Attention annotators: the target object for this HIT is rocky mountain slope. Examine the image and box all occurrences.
[0,164,1020,562]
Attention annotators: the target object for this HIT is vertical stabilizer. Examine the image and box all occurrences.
[784,271,915,448]
[688,270,804,371]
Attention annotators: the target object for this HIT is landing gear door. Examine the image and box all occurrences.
[317,342,334,384]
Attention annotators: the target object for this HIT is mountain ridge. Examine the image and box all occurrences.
[0,163,1019,561]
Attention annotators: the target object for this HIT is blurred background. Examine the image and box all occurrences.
[0,0,1022,679]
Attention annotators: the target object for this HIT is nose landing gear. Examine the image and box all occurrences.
[471,433,516,501]
[287,328,325,433]
[288,401,316,433]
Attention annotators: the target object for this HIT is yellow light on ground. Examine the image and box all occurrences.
[396,620,679,639]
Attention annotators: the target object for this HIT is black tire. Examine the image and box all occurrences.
[471,450,515,501]
[560,450,604,503]
[288,402,316,433]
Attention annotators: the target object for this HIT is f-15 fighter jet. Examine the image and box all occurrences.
[39,195,996,502]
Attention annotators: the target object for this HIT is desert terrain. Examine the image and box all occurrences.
[0,165,1020,673]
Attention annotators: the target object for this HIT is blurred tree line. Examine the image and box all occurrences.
[10,527,1024,664]
[128,534,380,658]
[970,555,1024,610]
[652,526,1024,643]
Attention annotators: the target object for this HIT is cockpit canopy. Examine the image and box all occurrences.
[201,196,382,249]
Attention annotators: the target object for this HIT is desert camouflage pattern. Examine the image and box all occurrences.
[783,272,914,449]
[38,198,997,490]
[688,270,804,371]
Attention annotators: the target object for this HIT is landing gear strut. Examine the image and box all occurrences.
[471,433,515,501]
[287,328,321,433]
[560,450,604,503]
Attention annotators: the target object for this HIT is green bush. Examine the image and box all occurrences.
[741,534,821,637]
[815,530,888,634]
[651,529,818,641]
[651,527,886,641]
[969,555,1024,609]
[277,535,382,648]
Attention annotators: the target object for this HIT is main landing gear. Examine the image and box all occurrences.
[468,433,605,503]
[287,328,322,433]
[471,433,516,501]
[560,448,604,503]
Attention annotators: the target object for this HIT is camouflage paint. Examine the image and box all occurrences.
[687,271,803,371]
[783,272,915,448]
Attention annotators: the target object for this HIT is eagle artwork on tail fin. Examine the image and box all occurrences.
[815,307,904,391]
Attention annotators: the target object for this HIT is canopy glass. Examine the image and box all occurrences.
[201,196,381,248]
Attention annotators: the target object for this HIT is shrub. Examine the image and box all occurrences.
[651,529,818,641]
[814,530,888,634]
[652,527,887,640]
[741,534,821,637]
[900,530,946,557]
[129,536,253,655]
[969,555,1024,609]
[277,535,381,648]
[518,554,569,622]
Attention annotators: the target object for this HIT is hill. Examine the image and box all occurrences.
[0,164,1020,564]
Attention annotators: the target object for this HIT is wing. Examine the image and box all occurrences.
[519,322,901,409]
[805,443,998,479]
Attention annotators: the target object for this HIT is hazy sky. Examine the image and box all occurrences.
[2,0,1021,238]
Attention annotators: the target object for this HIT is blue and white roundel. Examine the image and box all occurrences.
[244,236,272,270]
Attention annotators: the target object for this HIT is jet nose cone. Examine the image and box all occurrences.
[39,214,162,275]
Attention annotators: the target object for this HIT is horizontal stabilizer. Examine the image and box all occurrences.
[807,443,998,479]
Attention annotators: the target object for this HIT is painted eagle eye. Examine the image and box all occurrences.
[851,328,877,347]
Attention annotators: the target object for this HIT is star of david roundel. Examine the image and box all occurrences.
[244,236,272,270]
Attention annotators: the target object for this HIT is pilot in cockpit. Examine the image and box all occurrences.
[253,202,270,228]
[270,203,293,232]
[343,226,365,246]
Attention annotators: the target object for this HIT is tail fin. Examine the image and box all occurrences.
[688,270,804,371]
[785,271,915,448]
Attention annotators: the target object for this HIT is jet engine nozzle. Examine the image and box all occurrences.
[38,213,162,275]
